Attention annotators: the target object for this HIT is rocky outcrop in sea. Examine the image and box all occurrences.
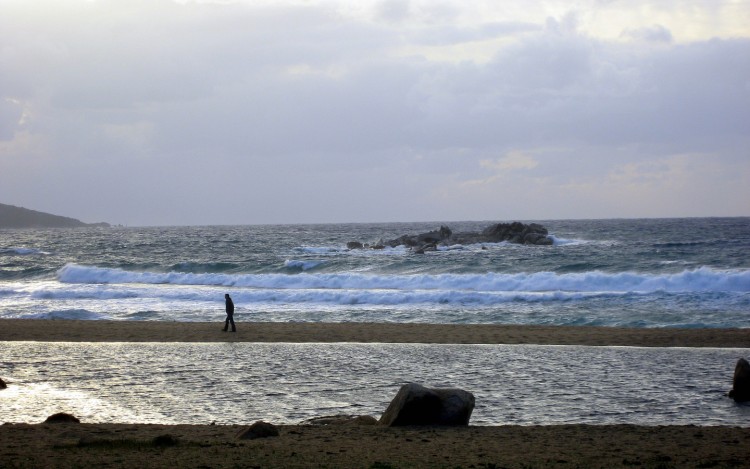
[349,221,553,253]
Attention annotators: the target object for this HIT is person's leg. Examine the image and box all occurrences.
[229,316,236,332]
[223,316,229,331]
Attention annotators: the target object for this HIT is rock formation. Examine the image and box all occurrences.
[728,357,750,402]
[0,378,6,390]
[236,421,280,439]
[44,412,80,423]
[348,221,553,252]
[379,383,475,427]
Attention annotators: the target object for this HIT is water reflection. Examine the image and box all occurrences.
[1,342,748,426]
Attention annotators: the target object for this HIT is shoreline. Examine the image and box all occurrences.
[2,422,748,468]
[1,319,749,347]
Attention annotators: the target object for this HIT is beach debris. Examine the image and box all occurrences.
[301,414,378,426]
[236,420,279,439]
[728,358,750,402]
[44,412,80,424]
[0,377,6,390]
[379,383,475,427]
[350,221,553,252]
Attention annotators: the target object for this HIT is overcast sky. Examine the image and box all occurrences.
[1,0,749,226]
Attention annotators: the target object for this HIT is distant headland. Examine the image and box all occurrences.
[0,203,110,229]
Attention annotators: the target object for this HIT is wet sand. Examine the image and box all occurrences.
[1,319,749,347]
[2,319,749,468]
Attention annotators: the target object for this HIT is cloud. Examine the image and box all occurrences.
[480,152,539,173]
[375,0,412,23]
[0,0,748,224]
[0,99,23,140]
[621,24,673,43]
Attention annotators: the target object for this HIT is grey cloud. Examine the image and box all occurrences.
[1,1,748,224]
[69,24,750,170]
[0,99,23,140]
[375,0,412,23]
[621,24,673,43]
[414,21,542,46]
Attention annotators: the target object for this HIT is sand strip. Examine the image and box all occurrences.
[1,422,748,468]
[1,319,748,347]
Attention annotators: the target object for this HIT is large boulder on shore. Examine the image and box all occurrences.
[379,383,475,427]
[44,412,80,424]
[236,421,279,439]
[728,358,750,402]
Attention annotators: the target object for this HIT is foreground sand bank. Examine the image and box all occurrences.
[1,422,748,468]
[1,319,749,347]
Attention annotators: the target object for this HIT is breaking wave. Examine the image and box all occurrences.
[57,263,750,294]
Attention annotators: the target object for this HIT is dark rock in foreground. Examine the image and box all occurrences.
[729,357,750,402]
[349,221,552,252]
[379,383,475,427]
[236,421,279,439]
[0,378,6,390]
[44,412,80,424]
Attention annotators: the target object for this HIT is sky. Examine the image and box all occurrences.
[1,0,749,226]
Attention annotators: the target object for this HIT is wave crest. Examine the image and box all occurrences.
[56,263,750,293]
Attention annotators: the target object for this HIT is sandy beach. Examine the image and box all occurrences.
[1,421,748,468]
[2,319,749,347]
[2,319,749,468]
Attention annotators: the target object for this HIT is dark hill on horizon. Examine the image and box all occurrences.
[0,203,110,229]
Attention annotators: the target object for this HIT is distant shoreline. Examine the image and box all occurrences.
[0,202,109,229]
[1,319,748,347]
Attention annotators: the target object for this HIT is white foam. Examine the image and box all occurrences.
[284,259,325,271]
[436,244,466,251]
[550,235,586,246]
[23,309,111,320]
[1,247,50,256]
[294,246,343,255]
[56,263,750,294]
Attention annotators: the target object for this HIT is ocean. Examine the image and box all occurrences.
[2,218,750,426]
[1,217,749,327]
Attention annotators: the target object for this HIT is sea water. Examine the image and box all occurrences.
[2,342,749,426]
[1,218,749,426]
[1,218,749,327]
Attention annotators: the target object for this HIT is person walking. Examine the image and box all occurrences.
[223,293,236,332]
